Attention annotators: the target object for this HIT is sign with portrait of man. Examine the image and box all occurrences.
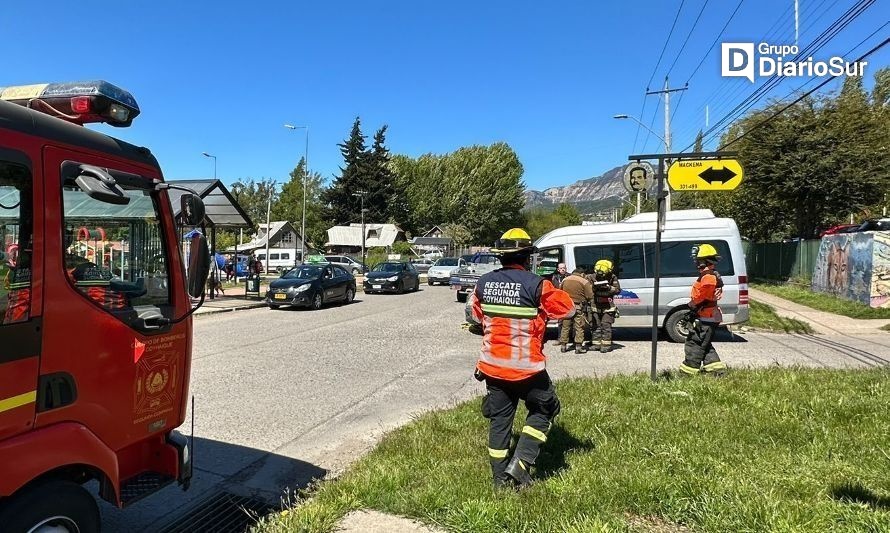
[623,161,654,193]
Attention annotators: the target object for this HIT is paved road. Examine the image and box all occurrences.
[101,286,890,531]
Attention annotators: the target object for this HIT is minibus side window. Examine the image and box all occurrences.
[645,240,735,277]
[0,161,33,325]
[535,247,563,278]
[574,244,645,278]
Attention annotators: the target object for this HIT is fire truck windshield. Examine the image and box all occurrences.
[62,176,172,314]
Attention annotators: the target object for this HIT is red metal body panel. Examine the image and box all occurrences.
[0,422,119,497]
[0,358,39,441]
[0,118,193,503]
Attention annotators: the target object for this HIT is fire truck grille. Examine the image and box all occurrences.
[157,491,277,533]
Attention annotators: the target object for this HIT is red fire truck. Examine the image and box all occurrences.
[0,81,210,532]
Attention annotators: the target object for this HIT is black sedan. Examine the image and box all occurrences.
[364,262,420,294]
[265,264,356,310]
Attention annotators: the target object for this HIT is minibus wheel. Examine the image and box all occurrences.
[665,310,692,343]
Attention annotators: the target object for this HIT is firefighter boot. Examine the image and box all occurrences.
[560,344,572,353]
[504,456,533,487]
[575,344,588,354]
[490,457,510,488]
[600,341,611,353]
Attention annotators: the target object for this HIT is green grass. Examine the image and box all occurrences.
[752,281,890,319]
[256,368,890,533]
[747,300,815,334]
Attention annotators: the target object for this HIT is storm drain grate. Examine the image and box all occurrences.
[157,491,278,533]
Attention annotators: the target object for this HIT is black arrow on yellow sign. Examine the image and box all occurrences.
[698,166,737,184]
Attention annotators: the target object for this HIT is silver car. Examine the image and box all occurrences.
[324,255,367,275]
[426,257,465,285]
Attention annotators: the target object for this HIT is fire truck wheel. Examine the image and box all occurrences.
[0,480,99,533]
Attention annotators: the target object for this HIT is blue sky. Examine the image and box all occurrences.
[4,1,888,191]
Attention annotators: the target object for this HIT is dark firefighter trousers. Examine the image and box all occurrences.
[589,307,616,345]
[482,371,561,483]
[681,320,725,374]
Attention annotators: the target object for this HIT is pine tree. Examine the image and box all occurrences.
[322,117,371,225]
[363,126,393,224]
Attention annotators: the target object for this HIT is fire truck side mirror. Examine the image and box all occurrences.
[75,165,130,205]
[187,234,211,298]
[180,194,206,226]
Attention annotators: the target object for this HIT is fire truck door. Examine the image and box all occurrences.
[0,149,42,442]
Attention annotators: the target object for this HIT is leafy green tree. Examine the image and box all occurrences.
[553,203,582,225]
[230,178,277,234]
[270,157,327,246]
[693,129,704,152]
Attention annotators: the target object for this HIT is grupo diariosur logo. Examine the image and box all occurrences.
[721,42,868,82]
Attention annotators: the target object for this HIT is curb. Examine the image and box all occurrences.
[194,302,267,317]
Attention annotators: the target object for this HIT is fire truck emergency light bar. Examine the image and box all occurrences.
[0,80,140,127]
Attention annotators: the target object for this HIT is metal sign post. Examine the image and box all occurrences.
[627,151,740,381]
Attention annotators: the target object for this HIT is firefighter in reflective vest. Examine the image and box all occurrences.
[589,259,621,353]
[469,228,575,488]
[680,244,728,375]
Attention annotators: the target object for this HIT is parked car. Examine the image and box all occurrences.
[820,223,859,237]
[450,253,501,302]
[265,264,356,310]
[427,256,465,285]
[324,255,367,275]
[854,218,890,232]
[364,261,420,293]
[410,258,436,274]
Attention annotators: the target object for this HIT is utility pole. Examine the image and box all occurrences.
[265,182,276,275]
[646,77,687,211]
[352,190,368,268]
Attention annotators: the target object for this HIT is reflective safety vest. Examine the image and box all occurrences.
[470,265,575,381]
[690,270,723,323]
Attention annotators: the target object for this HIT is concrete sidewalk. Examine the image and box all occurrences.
[193,282,268,316]
[749,287,890,335]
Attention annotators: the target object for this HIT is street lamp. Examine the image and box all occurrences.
[613,115,667,145]
[284,124,309,264]
[352,190,367,268]
[201,152,217,180]
[614,114,670,211]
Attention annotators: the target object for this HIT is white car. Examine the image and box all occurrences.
[427,256,465,285]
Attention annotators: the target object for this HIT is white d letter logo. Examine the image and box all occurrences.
[722,43,755,82]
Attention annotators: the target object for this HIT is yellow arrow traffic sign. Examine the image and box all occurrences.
[667,159,744,191]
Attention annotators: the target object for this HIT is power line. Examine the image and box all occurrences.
[691,0,876,150]
[719,36,890,150]
[665,0,712,78]
[645,0,687,91]
[683,0,746,84]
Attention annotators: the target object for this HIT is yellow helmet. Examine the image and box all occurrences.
[594,259,613,274]
[694,243,720,260]
[492,228,535,254]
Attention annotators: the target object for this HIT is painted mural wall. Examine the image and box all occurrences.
[872,233,890,308]
[812,232,890,308]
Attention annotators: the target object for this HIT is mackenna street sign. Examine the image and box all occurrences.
[667,159,744,191]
